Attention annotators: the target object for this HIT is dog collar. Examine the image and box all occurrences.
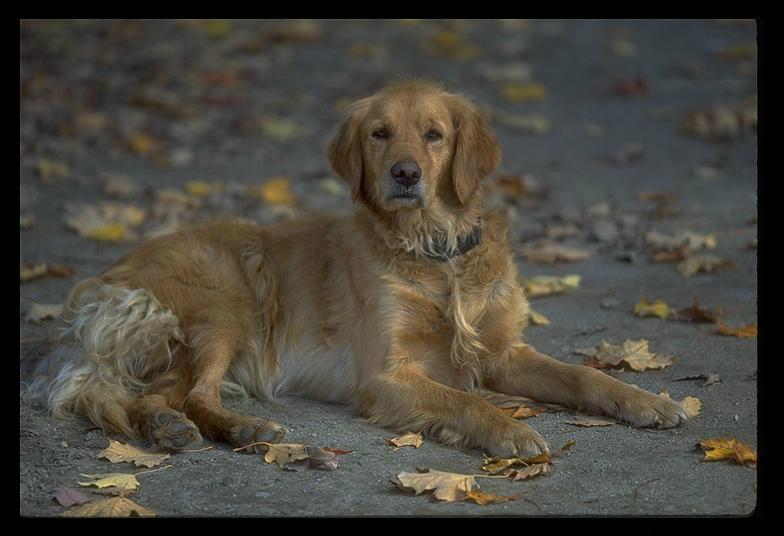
[420,219,483,262]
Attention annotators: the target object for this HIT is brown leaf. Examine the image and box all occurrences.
[63,496,156,517]
[25,303,64,324]
[698,438,756,465]
[677,255,734,277]
[651,247,689,263]
[387,432,424,450]
[65,202,146,243]
[490,175,547,199]
[393,469,478,502]
[612,76,647,96]
[464,489,520,505]
[646,231,717,252]
[520,241,591,264]
[576,339,674,372]
[510,406,544,419]
[20,262,48,283]
[528,310,551,326]
[306,447,339,471]
[263,443,310,468]
[565,415,617,427]
[715,320,757,338]
[674,298,719,323]
[519,275,581,298]
[52,487,91,508]
[97,439,171,468]
[511,463,551,481]
[673,373,722,387]
[659,390,702,418]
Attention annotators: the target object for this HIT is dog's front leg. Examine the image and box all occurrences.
[485,342,689,428]
[360,363,549,458]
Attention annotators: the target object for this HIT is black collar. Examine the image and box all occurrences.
[419,219,483,262]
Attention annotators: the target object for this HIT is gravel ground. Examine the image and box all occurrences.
[20,19,758,517]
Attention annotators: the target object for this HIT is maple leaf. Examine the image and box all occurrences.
[481,453,551,476]
[387,432,424,451]
[634,299,670,320]
[575,339,674,372]
[77,473,140,491]
[698,438,756,466]
[715,320,757,338]
[520,241,591,264]
[25,303,64,323]
[393,469,478,501]
[97,439,171,468]
[519,274,581,298]
[63,496,156,517]
[52,487,91,508]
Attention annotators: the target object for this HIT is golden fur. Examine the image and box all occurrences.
[29,81,688,457]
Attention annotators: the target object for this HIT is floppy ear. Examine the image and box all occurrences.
[327,98,372,203]
[448,95,502,204]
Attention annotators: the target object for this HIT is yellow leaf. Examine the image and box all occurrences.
[699,438,756,465]
[394,469,478,502]
[634,299,670,319]
[481,453,552,475]
[20,262,48,283]
[25,302,63,323]
[251,177,297,206]
[85,224,127,242]
[519,274,581,298]
[464,489,519,505]
[387,432,423,450]
[260,117,300,142]
[528,310,550,326]
[130,133,158,156]
[510,406,544,419]
[263,443,310,468]
[36,158,70,183]
[565,415,617,427]
[427,31,480,60]
[677,254,734,277]
[77,473,140,491]
[501,81,548,103]
[97,439,171,468]
[63,496,156,517]
[578,339,673,372]
[715,320,757,338]
[520,241,591,264]
[65,202,146,243]
[202,19,233,40]
[185,180,223,197]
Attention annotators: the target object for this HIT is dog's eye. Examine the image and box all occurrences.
[372,128,389,140]
[426,129,443,142]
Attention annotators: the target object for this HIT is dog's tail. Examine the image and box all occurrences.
[23,278,184,437]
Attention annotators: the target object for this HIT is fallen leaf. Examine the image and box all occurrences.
[260,117,300,142]
[263,443,310,468]
[393,469,478,502]
[25,303,64,323]
[638,191,678,218]
[387,432,424,450]
[510,406,544,419]
[681,100,756,140]
[674,298,719,323]
[491,112,551,134]
[651,247,689,263]
[659,390,702,418]
[715,320,757,338]
[52,487,91,508]
[63,496,156,517]
[646,231,717,252]
[716,43,756,62]
[692,165,724,180]
[36,158,70,183]
[20,262,48,283]
[185,180,223,197]
[249,177,297,206]
[606,143,646,165]
[65,202,146,243]
[611,38,637,57]
[677,255,734,277]
[674,373,722,387]
[318,177,348,196]
[490,174,547,199]
[477,61,532,84]
[501,81,548,103]
[464,489,520,505]
[77,473,140,491]
[97,439,171,468]
[520,241,591,264]
[20,215,36,229]
[267,20,323,44]
[565,415,617,427]
[481,453,552,476]
[612,76,647,96]
[698,438,756,465]
[576,339,674,372]
[528,310,550,326]
[511,463,551,481]
[306,447,339,471]
[129,132,161,157]
[200,19,233,40]
[634,299,670,320]
[425,31,480,60]
[519,274,581,298]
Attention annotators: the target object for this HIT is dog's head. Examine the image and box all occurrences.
[327,82,501,213]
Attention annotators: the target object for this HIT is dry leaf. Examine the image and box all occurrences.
[25,303,63,323]
[715,320,757,338]
[20,215,36,229]
[98,439,171,468]
[36,158,70,183]
[490,111,550,134]
[511,463,551,481]
[606,143,646,165]
[576,339,674,372]
[306,447,339,471]
[268,20,323,44]
[490,175,547,199]
[20,262,48,283]
[77,473,140,491]
[501,81,548,103]
[65,202,146,243]
[520,242,591,264]
[482,453,551,476]
[464,489,520,505]
[426,31,480,60]
[674,298,719,323]
[699,438,756,465]
[528,310,550,326]
[646,231,717,252]
[634,299,670,320]
[387,432,424,450]
[52,487,91,508]
[510,406,544,419]
[103,174,139,197]
[612,76,647,96]
[677,255,733,277]
[393,469,478,502]
[659,391,702,418]
[63,496,156,517]
[565,415,617,427]
[260,117,300,142]
[263,443,310,468]
[674,373,721,387]
[185,180,223,197]
[249,177,297,206]
[519,274,581,298]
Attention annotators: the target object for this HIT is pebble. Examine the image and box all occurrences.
[601,298,621,309]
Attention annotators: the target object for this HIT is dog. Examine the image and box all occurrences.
[29,81,688,458]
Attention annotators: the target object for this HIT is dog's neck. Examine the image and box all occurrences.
[359,190,485,262]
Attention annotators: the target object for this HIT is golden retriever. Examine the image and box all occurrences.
[31,81,688,457]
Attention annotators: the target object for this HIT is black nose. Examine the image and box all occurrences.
[391,161,421,188]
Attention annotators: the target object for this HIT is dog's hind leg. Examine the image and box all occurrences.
[123,393,202,452]
[179,328,287,454]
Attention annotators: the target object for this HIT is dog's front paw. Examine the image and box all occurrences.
[230,418,288,454]
[609,389,689,429]
[146,410,203,451]
[483,422,550,459]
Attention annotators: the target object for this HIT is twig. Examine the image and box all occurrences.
[134,464,174,477]
[178,445,216,454]
[232,441,271,452]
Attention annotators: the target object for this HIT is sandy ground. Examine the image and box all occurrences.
[20,19,757,516]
